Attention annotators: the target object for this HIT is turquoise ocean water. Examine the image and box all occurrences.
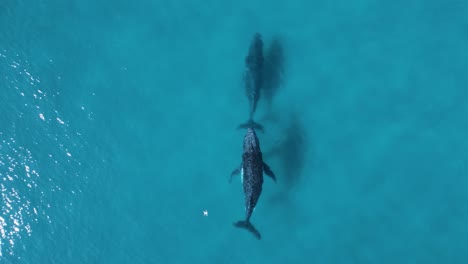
[1,1,468,263]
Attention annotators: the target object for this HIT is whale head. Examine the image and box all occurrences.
[243,128,260,153]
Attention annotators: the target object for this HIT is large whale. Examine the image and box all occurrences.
[230,127,276,239]
[238,33,265,132]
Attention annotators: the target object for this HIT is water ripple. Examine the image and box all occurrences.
[0,49,85,259]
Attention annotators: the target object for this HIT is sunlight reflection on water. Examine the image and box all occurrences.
[0,50,85,258]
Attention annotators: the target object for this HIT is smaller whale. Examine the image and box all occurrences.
[230,127,276,240]
[238,33,264,131]
[238,118,264,132]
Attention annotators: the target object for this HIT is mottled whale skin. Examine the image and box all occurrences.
[238,33,265,132]
[230,127,276,240]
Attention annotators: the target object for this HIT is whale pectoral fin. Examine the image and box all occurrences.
[263,162,277,182]
[229,165,242,183]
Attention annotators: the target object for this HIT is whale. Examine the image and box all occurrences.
[238,33,265,132]
[230,127,276,239]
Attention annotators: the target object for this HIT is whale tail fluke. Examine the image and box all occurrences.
[233,220,261,240]
[238,119,264,132]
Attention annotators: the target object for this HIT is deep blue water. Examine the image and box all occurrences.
[1,1,468,263]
